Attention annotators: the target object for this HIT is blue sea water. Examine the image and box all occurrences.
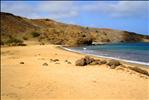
[68,42,149,65]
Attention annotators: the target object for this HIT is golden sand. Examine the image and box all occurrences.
[1,44,149,100]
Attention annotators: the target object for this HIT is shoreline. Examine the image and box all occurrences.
[59,45,149,68]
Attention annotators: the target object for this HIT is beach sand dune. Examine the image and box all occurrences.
[1,44,149,100]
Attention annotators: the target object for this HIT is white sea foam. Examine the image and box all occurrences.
[61,46,149,66]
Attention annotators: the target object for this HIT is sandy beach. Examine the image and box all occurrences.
[1,43,149,100]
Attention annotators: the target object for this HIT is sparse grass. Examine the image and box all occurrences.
[1,12,149,47]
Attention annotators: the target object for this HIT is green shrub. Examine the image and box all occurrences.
[23,36,28,40]
[5,38,25,46]
[6,38,23,44]
[31,32,40,37]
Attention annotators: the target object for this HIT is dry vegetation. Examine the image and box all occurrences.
[1,12,149,46]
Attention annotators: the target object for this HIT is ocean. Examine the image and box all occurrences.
[65,42,149,66]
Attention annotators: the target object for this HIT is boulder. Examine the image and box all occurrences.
[100,60,107,64]
[75,58,87,66]
[107,60,121,69]
[90,59,101,65]
[84,56,95,64]
[90,61,98,65]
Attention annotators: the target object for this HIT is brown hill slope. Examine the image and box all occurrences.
[1,12,149,46]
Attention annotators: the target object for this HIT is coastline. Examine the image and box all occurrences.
[59,46,149,67]
[59,45,149,68]
[1,44,149,99]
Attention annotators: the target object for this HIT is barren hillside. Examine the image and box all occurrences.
[1,12,149,46]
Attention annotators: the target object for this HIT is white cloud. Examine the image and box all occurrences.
[82,1,149,18]
[37,1,79,19]
[1,1,79,20]
[1,1,148,20]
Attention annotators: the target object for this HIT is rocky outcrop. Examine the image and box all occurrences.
[75,56,108,66]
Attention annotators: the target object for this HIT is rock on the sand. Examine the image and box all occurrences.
[75,56,95,66]
[84,56,95,64]
[75,58,87,66]
[90,59,100,65]
[107,60,121,69]
[20,62,24,64]
[128,66,149,76]
[100,60,107,64]
[67,62,72,64]
[43,63,48,66]
[53,59,59,62]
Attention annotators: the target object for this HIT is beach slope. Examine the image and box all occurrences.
[1,44,149,100]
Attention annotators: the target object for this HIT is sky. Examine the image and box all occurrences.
[1,1,149,35]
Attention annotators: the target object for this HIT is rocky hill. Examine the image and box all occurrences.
[1,12,149,46]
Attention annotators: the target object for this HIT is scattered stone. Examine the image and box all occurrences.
[128,66,149,76]
[100,60,107,64]
[65,60,68,62]
[50,59,53,61]
[107,60,121,69]
[20,62,24,64]
[75,56,104,66]
[55,53,58,55]
[40,43,45,45]
[110,65,117,69]
[43,63,48,66]
[53,59,59,62]
[50,59,59,62]
[67,62,71,64]
[90,61,98,65]
[64,60,71,64]
[84,56,95,64]
[75,58,87,66]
